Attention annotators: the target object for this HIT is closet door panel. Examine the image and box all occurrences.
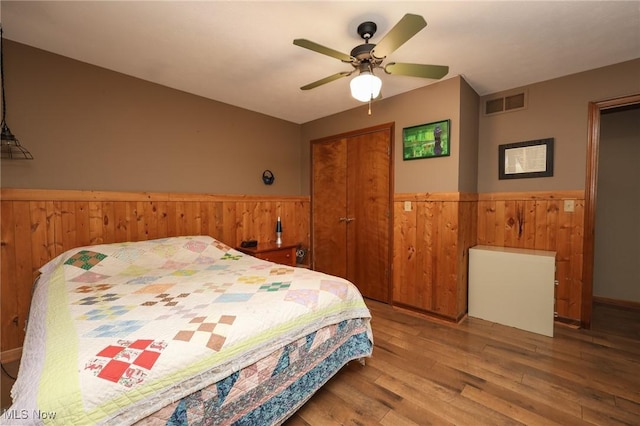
[312,138,348,278]
[347,130,391,302]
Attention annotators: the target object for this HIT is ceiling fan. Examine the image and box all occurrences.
[293,13,449,102]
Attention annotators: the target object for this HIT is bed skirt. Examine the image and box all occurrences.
[137,318,372,425]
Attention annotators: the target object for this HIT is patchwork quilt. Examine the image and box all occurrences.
[6,236,373,425]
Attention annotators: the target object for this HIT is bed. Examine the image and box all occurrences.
[5,236,373,425]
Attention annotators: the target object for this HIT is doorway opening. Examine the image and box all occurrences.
[582,93,640,329]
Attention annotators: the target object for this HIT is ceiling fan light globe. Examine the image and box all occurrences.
[350,72,382,102]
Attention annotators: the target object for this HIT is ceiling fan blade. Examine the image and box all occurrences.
[293,39,354,62]
[371,14,427,59]
[300,72,352,90]
[385,62,449,79]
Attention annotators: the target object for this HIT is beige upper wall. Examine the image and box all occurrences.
[477,58,640,193]
[3,41,639,198]
[458,78,480,193]
[300,60,640,195]
[1,41,303,195]
[300,76,469,194]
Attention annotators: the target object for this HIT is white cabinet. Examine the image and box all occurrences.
[469,245,556,337]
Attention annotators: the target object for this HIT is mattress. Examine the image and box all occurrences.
[5,236,373,425]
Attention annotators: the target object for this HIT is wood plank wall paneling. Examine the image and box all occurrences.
[476,191,585,321]
[393,193,478,321]
[1,188,585,357]
[393,191,584,323]
[457,200,477,316]
[0,189,310,357]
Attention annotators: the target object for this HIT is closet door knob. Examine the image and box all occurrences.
[339,217,348,222]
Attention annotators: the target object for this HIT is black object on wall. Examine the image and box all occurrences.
[262,170,275,185]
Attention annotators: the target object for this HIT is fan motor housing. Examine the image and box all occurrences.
[350,43,375,61]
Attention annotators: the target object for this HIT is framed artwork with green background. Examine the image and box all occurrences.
[402,119,450,160]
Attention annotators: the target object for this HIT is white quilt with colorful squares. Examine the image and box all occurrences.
[6,236,372,425]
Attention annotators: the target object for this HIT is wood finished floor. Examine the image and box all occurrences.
[285,301,640,425]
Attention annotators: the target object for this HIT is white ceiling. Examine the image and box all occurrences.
[2,1,639,124]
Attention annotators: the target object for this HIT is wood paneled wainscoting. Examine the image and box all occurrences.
[0,188,310,360]
[477,191,585,322]
[393,192,478,321]
[392,190,585,324]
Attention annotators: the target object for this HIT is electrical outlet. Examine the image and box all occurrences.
[563,199,575,212]
[404,201,412,211]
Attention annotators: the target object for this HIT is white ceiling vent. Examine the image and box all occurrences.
[484,91,527,115]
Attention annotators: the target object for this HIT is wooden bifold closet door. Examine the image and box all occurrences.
[311,123,393,303]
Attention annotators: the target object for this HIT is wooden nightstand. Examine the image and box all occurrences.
[236,242,297,267]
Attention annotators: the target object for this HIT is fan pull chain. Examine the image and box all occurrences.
[368,97,372,115]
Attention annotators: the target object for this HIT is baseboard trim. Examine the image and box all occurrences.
[0,347,22,363]
[593,296,640,311]
[390,302,465,324]
[554,316,581,329]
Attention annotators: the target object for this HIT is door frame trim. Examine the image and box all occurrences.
[582,93,640,328]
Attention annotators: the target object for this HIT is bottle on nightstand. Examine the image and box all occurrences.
[275,216,282,246]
